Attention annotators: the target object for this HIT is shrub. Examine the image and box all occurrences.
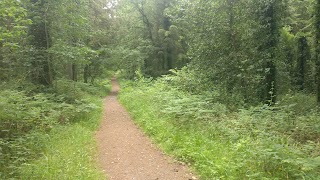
[277,93,318,115]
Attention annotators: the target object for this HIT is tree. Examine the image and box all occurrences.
[288,0,313,92]
[316,0,320,103]
[255,0,284,105]
[112,0,187,77]
[26,0,53,86]
[48,0,91,82]
[0,0,31,81]
[296,36,310,90]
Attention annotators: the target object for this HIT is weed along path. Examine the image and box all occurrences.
[95,78,196,180]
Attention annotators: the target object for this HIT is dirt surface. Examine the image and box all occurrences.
[95,78,197,180]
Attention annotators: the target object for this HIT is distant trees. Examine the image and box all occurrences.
[110,0,187,78]
[27,0,53,85]
[109,0,320,105]
[0,0,111,86]
[3,0,320,105]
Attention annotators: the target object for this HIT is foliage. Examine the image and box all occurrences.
[114,0,320,105]
[119,76,320,179]
[108,0,188,77]
[0,0,32,81]
[110,46,147,79]
[0,0,112,178]
[2,0,320,179]
[19,105,105,180]
[0,79,110,179]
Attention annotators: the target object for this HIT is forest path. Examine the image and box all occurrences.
[95,78,196,180]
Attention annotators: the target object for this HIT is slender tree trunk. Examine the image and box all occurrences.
[285,49,295,88]
[316,0,320,104]
[263,2,278,105]
[44,4,53,86]
[68,64,77,81]
[84,65,89,83]
[73,64,77,81]
[29,0,52,86]
[296,36,309,91]
[0,42,3,79]
[134,2,154,42]
[226,0,237,93]
[265,61,277,104]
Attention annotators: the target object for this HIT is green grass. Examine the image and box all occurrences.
[118,79,320,180]
[19,96,105,180]
[0,79,111,179]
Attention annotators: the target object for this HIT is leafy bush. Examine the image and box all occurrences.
[277,93,318,115]
[158,68,246,110]
[0,90,61,137]
[0,132,48,178]
[160,67,205,94]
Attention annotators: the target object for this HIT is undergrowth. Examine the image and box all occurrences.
[0,78,110,179]
[119,76,320,179]
[19,101,105,179]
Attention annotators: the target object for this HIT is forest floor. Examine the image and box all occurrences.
[95,78,197,180]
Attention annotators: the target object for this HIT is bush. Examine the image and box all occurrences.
[277,93,318,115]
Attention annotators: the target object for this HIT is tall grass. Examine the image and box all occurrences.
[119,78,320,179]
[0,79,110,179]
[20,102,105,179]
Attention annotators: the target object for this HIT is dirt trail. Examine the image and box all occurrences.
[95,78,196,180]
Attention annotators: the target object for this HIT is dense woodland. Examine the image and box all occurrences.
[112,0,320,105]
[1,0,320,179]
[0,0,111,178]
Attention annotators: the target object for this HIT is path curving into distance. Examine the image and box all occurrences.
[95,78,197,180]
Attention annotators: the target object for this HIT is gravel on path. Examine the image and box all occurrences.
[95,78,197,180]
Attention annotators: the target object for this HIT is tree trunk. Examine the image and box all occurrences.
[68,63,77,81]
[262,2,278,105]
[29,0,52,86]
[315,0,320,104]
[29,22,52,86]
[84,65,89,83]
[226,0,237,93]
[296,36,309,91]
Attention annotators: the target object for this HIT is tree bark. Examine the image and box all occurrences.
[68,63,77,81]
[29,0,52,86]
[315,0,320,104]
[296,36,310,91]
[263,2,278,105]
[226,0,237,93]
[84,65,89,83]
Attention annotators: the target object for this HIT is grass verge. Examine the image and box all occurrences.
[19,96,106,180]
[0,79,111,179]
[118,79,320,180]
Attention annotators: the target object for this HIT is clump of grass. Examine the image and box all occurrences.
[20,126,104,179]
